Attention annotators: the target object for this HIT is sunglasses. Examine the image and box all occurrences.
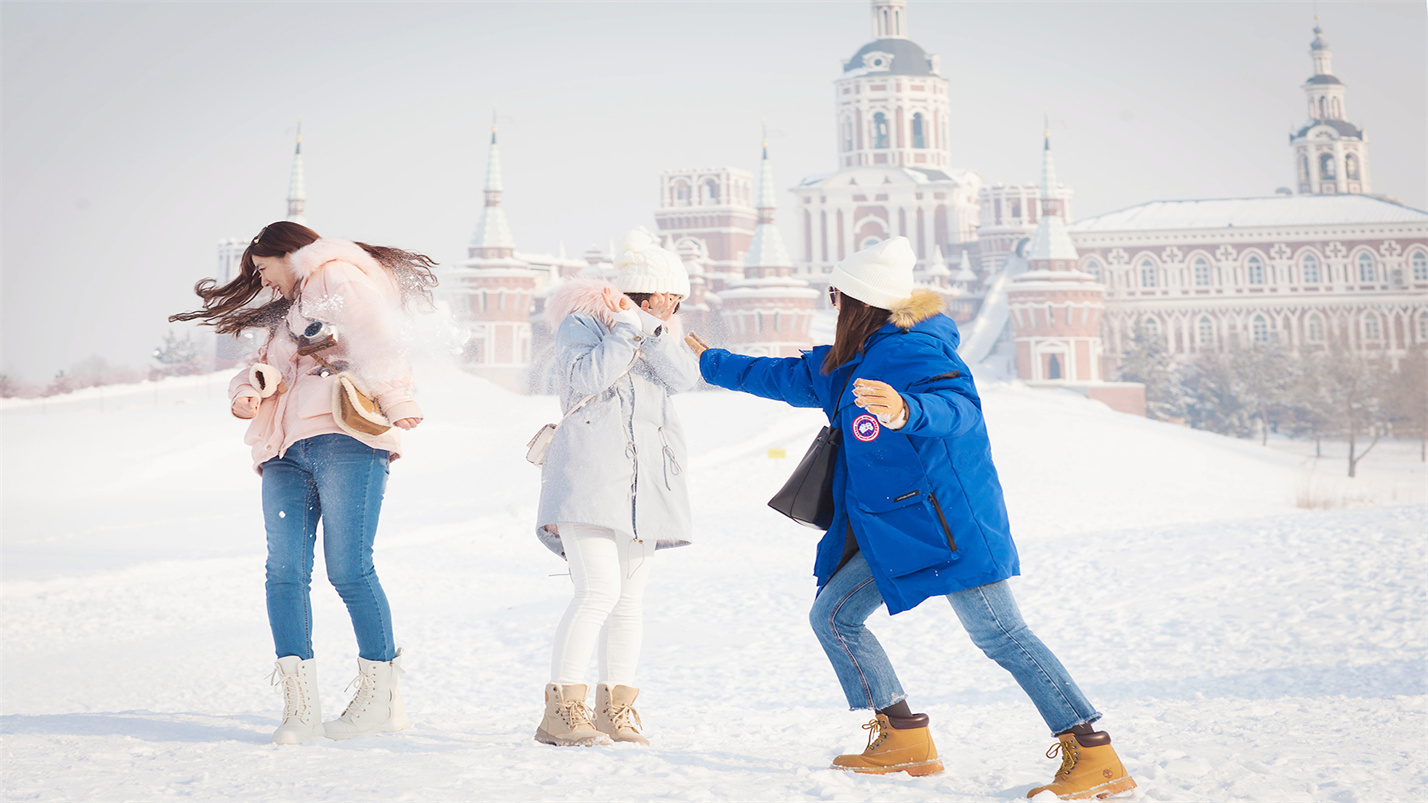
[828,287,841,306]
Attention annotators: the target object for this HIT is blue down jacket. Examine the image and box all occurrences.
[699,294,1018,614]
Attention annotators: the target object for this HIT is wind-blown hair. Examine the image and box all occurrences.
[170,221,439,335]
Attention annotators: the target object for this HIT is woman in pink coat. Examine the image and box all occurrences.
[172,221,436,745]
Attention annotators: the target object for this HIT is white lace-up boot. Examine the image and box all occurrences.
[270,656,323,745]
[323,648,411,740]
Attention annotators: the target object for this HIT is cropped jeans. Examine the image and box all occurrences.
[809,551,1100,735]
[261,433,396,663]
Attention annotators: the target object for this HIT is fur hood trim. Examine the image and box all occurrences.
[545,278,618,331]
[888,289,946,329]
[289,239,383,283]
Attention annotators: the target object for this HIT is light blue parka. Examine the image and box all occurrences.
[536,282,700,556]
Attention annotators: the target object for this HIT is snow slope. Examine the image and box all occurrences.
[3,366,1425,801]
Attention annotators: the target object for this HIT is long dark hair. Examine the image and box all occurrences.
[822,291,891,374]
[170,221,439,335]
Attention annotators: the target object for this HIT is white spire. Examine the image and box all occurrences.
[1039,112,1059,203]
[286,120,306,225]
[871,0,908,39]
[745,128,792,274]
[470,108,516,256]
[1027,120,1078,264]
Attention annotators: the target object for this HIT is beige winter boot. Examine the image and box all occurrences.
[534,683,610,746]
[269,656,323,744]
[1026,731,1137,799]
[594,684,650,745]
[323,648,412,740]
[831,712,944,776]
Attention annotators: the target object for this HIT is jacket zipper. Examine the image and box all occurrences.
[626,373,641,543]
[929,493,957,552]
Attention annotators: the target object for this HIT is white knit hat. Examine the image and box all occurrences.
[829,236,917,310]
[614,227,690,297]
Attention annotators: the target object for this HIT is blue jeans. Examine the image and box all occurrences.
[261,434,396,662]
[808,551,1100,735]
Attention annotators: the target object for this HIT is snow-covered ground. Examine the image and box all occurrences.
[3,365,1425,801]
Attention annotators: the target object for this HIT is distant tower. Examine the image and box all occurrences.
[447,111,537,390]
[286,121,307,225]
[653,166,757,289]
[1291,18,1371,195]
[721,133,819,356]
[1006,123,1105,383]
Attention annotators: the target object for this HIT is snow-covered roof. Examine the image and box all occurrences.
[1068,195,1428,233]
[1026,215,1078,261]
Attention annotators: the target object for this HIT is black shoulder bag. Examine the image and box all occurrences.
[767,371,855,530]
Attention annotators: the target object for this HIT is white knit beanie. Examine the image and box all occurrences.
[828,236,917,310]
[614,227,690,297]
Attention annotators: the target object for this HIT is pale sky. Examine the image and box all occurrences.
[3,1,1424,382]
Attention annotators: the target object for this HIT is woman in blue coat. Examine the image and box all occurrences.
[684,237,1135,800]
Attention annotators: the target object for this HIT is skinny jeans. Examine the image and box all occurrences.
[549,524,656,687]
[809,551,1100,735]
[261,433,397,662]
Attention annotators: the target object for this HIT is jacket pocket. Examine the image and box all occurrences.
[854,489,961,578]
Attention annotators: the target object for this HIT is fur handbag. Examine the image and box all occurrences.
[292,320,393,438]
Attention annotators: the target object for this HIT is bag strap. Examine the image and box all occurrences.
[555,358,637,425]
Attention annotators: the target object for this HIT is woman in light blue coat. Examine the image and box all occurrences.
[533,229,698,747]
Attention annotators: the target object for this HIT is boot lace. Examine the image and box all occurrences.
[1046,739,1080,777]
[606,700,643,734]
[561,697,596,731]
[862,718,887,751]
[341,670,377,717]
[269,665,310,720]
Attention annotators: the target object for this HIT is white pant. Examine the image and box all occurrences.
[550,524,656,687]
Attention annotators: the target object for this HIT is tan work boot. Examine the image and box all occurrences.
[1027,731,1137,799]
[831,712,944,776]
[594,684,649,745]
[534,683,610,746]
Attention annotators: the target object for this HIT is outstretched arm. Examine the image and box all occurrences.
[686,332,824,409]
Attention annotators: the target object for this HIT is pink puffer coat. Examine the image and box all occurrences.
[227,239,423,473]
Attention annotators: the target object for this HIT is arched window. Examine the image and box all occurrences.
[756,311,764,333]
[1411,251,1428,282]
[773,311,781,332]
[1251,314,1270,343]
[1193,257,1211,287]
[872,113,889,149]
[674,180,691,207]
[911,113,926,148]
[1331,98,1342,118]
[1298,155,1310,182]
[1319,153,1336,180]
[702,179,720,205]
[1362,312,1382,341]
[1045,303,1055,326]
[1084,259,1103,281]
[1318,97,1327,119]
[1306,312,1325,343]
[497,289,506,311]
[1301,253,1321,284]
[842,118,854,152]
[1047,354,1062,380]
[1246,255,1265,285]
[1345,153,1360,180]
[1357,252,1376,283]
[1139,259,1157,288]
[1197,316,1215,346]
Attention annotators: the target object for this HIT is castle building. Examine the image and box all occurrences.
[653,167,757,291]
[719,137,820,356]
[1003,131,1145,415]
[443,116,583,391]
[1066,21,1426,371]
[1291,21,1371,196]
[793,0,983,280]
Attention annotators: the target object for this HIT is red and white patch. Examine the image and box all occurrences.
[852,414,881,442]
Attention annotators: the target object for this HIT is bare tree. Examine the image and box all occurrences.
[1318,337,1392,478]
[1386,345,1428,462]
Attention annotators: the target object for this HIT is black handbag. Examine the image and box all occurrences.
[767,372,855,530]
[767,425,842,529]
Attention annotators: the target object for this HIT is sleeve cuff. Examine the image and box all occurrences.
[383,399,423,423]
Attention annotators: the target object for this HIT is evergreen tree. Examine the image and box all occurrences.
[151,331,205,378]
[1232,342,1295,445]
[1181,351,1255,438]
[1117,320,1182,421]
